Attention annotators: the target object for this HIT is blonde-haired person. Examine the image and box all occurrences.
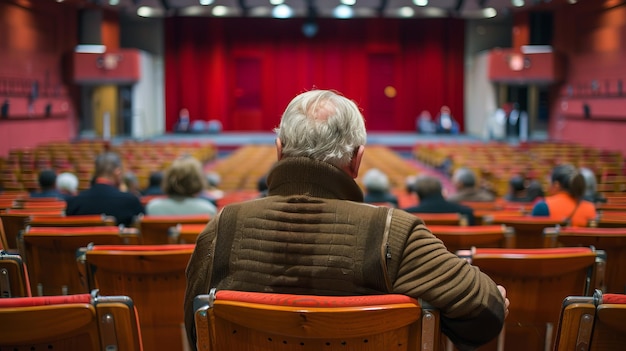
[146,156,217,216]
[531,164,597,226]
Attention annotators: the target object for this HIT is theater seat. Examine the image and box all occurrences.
[554,289,626,351]
[0,250,31,297]
[194,289,442,351]
[457,247,601,351]
[0,290,143,350]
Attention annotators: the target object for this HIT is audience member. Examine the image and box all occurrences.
[503,175,544,203]
[403,174,476,225]
[198,171,224,206]
[416,110,436,134]
[580,167,606,204]
[362,168,398,207]
[531,164,597,227]
[435,105,459,134]
[142,171,165,196]
[30,169,63,199]
[55,172,79,200]
[146,156,217,216]
[122,171,142,198]
[184,89,507,351]
[66,151,144,226]
[447,167,496,203]
[175,108,190,133]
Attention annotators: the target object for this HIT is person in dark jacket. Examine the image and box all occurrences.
[66,151,144,226]
[403,174,476,225]
[184,89,508,350]
[30,169,63,199]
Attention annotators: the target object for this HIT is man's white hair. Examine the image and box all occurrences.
[274,89,366,168]
[56,172,79,194]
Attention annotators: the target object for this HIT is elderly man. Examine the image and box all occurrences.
[184,89,508,351]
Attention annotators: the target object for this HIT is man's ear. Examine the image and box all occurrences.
[275,138,283,161]
[347,145,364,179]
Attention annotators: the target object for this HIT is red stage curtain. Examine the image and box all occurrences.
[164,18,465,132]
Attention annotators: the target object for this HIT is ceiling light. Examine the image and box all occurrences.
[109,0,119,5]
[272,4,293,18]
[75,45,106,54]
[212,5,228,16]
[341,0,356,5]
[482,7,497,18]
[137,6,165,17]
[567,0,577,3]
[511,0,524,6]
[398,6,414,17]
[199,0,214,5]
[269,0,284,5]
[412,0,428,6]
[333,4,353,18]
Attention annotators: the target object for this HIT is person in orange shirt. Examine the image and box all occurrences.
[531,164,597,227]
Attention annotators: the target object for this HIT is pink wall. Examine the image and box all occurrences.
[0,0,79,157]
[0,118,76,156]
[549,1,626,156]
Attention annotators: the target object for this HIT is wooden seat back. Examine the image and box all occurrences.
[0,251,31,297]
[0,213,30,252]
[0,290,143,350]
[21,226,139,296]
[411,212,466,226]
[168,223,207,244]
[458,247,599,351]
[29,214,117,227]
[427,224,513,253]
[83,244,195,351]
[554,290,626,351]
[194,289,442,351]
[544,226,626,294]
[134,214,211,244]
[485,216,566,248]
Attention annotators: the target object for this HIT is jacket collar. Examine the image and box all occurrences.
[266,156,364,202]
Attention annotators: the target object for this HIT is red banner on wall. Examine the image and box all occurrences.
[73,49,141,85]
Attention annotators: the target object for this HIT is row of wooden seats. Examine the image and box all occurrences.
[2,284,624,351]
[0,244,194,351]
[2,244,622,351]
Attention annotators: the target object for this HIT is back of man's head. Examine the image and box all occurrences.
[274,89,366,169]
[38,169,57,190]
[94,152,122,179]
[452,167,476,190]
[56,172,79,194]
[414,175,443,200]
[362,168,389,192]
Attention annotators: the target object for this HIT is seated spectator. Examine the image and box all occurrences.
[55,172,79,200]
[122,171,142,198]
[580,167,606,204]
[142,171,165,196]
[416,110,436,134]
[435,105,459,134]
[184,89,507,350]
[174,108,190,133]
[30,169,63,199]
[362,168,398,207]
[66,152,144,226]
[504,175,544,203]
[198,171,224,206]
[447,167,495,203]
[146,156,217,216]
[531,164,597,227]
[402,173,475,225]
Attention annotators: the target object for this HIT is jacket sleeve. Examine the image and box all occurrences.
[184,218,218,351]
[389,220,505,349]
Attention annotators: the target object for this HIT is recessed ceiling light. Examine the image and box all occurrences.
[212,5,228,16]
[412,0,428,6]
[199,0,214,5]
[399,6,414,17]
[272,4,293,18]
[333,4,353,18]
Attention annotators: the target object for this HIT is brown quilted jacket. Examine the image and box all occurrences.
[184,156,505,350]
